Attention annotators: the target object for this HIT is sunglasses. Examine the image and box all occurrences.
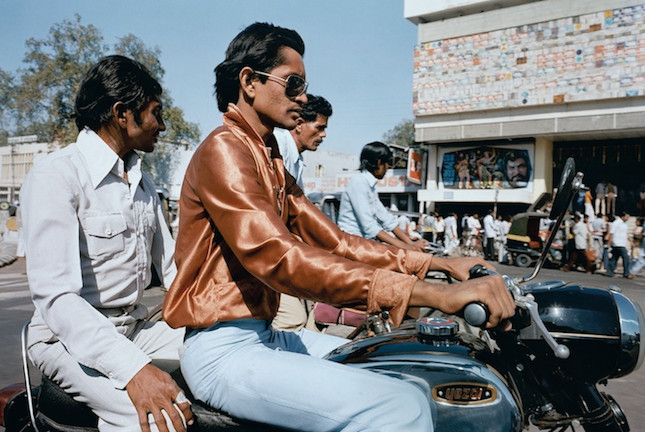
[254,71,308,99]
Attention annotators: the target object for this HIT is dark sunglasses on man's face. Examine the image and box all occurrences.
[254,71,308,99]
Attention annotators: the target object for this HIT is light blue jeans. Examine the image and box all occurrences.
[181,319,433,431]
[629,243,645,275]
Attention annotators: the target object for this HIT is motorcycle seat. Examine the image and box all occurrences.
[38,375,98,431]
[36,373,289,431]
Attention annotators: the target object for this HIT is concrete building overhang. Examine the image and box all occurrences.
[414,98,645,144]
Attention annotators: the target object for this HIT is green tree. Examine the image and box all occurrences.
[0,14,200,186]
[0,69,14,146]
[382,118,415,150]
[113,33,200,184]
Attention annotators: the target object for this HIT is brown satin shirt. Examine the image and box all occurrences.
[163,104,433,329]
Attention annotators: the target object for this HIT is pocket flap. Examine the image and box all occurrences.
[84,213,127,238]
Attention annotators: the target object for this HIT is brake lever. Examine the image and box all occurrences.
[515,293,570,359]
[464,266,571,359]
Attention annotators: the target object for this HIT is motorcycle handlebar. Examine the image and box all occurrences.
[464,264,493,327]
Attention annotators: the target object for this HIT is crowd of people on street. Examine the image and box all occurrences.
[398,204,645,280]
[397,209,512,263]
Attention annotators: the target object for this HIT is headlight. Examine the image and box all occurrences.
[610,291,644,378]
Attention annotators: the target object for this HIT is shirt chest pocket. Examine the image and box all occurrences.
[82,213,127,259]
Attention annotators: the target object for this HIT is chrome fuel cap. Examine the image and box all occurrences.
[416,317,459,337]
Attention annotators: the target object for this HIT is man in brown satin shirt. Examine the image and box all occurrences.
[163,22,514,431]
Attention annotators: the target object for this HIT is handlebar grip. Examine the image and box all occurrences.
[464,302,490,327]
[468,264,490,279]
[465,265,493,326]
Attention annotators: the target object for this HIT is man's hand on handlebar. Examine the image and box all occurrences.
[409,272,515,330]
[431,256,496,282]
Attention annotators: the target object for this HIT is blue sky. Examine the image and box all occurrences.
[1,0,418,156]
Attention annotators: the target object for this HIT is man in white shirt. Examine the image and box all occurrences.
[274,94,332,189]
[605,211,632,278]
[562,214,592,273]
[465,213,482,252]
[482,209,497,260]
[21,56,192,431]
[443,212,459,254]
[495,214,511,263]
[273,95,333,331]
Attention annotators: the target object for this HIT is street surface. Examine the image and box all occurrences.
[0,257,643,430]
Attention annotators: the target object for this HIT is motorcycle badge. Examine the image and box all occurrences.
[432,382,497,405]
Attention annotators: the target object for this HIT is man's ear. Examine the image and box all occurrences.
[239,67,256,99]
[293,117,304,133]
[112,102,128,127]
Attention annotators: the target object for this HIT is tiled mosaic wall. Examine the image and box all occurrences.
[413,4,645,115]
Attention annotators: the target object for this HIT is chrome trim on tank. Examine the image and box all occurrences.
[550,333,620,340]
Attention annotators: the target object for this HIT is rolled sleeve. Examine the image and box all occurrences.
[368,269,416,326]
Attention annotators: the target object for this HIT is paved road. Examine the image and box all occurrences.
[1,257,644,430]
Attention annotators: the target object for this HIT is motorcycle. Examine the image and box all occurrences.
[1,157,643,431]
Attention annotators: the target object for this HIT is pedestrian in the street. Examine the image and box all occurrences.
[443,212,459,255]
[605,211,632,278]
[562,214,592,273]
[628,234,645,278]
[495,214,510,264]
[434,214,445,246]
[630,217,643,260]
[483,209,497,261]
[590,213,607,270]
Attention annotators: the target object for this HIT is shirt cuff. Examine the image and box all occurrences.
[97,338,151,389]
[367,269,416,326]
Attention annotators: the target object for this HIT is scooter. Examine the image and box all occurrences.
[1,157,643,431]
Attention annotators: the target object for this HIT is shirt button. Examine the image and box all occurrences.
[105,229,112,236]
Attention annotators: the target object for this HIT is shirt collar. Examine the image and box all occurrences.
[224,103,266,147]
[360,169,378,188]
[76,128,141,189]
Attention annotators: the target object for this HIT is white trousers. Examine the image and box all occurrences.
[29,317,185,432]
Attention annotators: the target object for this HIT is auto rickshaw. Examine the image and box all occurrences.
[506,211,563,267]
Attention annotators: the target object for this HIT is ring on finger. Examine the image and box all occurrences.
[175,391,191,405]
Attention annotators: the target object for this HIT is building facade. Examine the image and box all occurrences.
[0,136,50,205]
[405,0,645,217]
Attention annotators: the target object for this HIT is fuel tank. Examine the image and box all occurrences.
[326,318,522,432]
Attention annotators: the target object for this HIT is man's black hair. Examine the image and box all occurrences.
[74,55,162,132]
[299,94,332,122]
[359,141,392,172]
[214,22,305,113]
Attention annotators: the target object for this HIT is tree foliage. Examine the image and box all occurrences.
[382,118,415,149]
[0,14,200,186]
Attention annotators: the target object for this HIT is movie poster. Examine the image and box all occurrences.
[441,147,531,189]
